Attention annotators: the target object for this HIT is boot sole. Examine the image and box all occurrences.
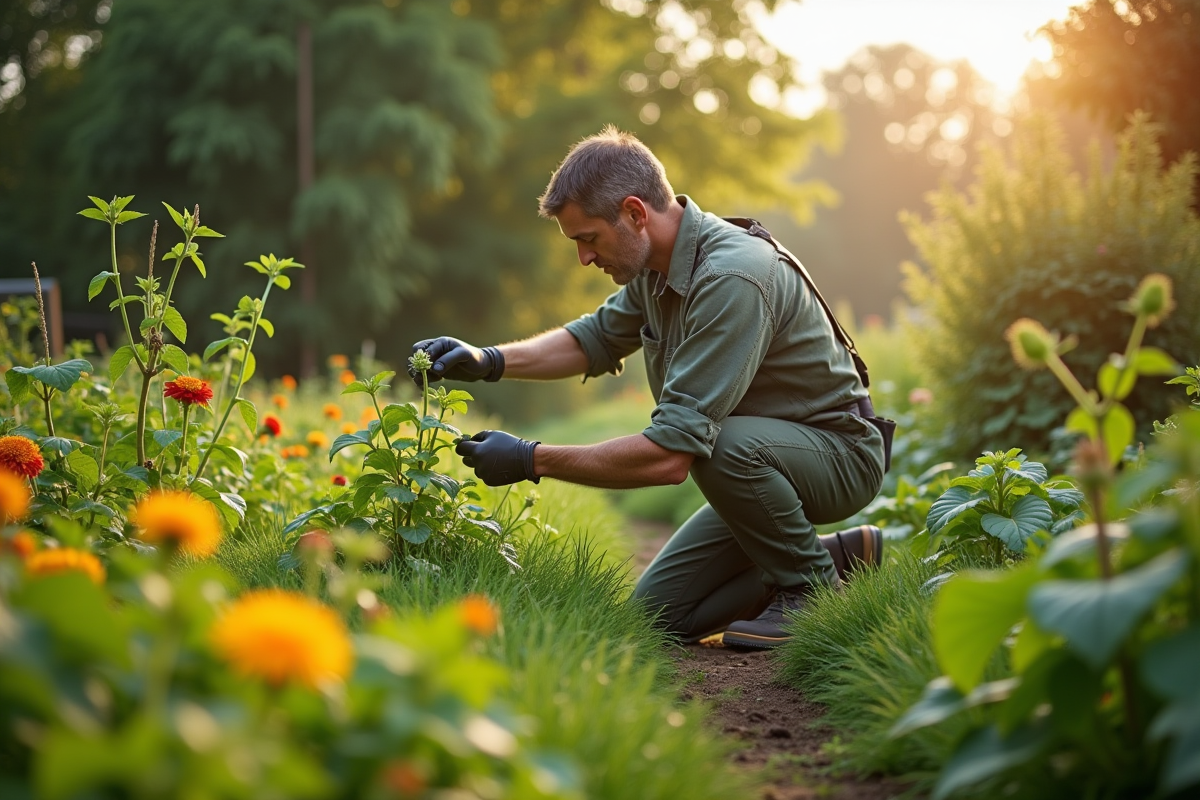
[721,631,789,650]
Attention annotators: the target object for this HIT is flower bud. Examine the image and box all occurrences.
[1004,319,1057,370]
[409,349,433,373]
[1128,274,1174,327]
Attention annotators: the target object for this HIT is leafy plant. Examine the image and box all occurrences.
[1154,365,1200,436]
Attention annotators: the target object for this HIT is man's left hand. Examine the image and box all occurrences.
[456,430,541,487]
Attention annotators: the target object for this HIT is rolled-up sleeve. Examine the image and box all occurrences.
[563,286,646,379]
[643,274,773,458]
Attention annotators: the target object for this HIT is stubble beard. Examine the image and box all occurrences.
[603,220,652,286]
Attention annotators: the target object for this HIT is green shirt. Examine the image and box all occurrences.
[563,196,868,459]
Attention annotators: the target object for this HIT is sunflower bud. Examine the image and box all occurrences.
[409,349,433,373]
[1127,274,1174,327]
[1004,319,1057,370]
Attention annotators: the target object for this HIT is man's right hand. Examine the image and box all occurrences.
[409,337,505,387]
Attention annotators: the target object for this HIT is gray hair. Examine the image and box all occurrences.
[537,125,675,223]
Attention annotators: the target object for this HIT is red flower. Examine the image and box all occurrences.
[262,415,283,437]
[163,376,213,407]
[332,475,347,486]
[0,436,44,477]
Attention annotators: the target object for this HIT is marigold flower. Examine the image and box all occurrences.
[328,354,349,369]
[360,407,376,425]
[0,436,44,478]
[292,444,310,458]
[0,468,31,523]
[25,547,105,584]
[262,415,283,437]
[332,475,347,486]
[271,393,289,410]
[163,376,214,407]
[322,403,343,420]
[382,761,427,796]
[339,370,356,386]
[210,589,353,688]
[132,490,223,558]
[280,374,298,390]
[459,594,498,636]
[306,431,329,449]
[2,530,37,558]
[341,422,357,435]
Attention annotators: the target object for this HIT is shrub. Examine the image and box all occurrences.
[902,114,1200,461]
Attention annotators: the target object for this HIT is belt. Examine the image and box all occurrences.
[834,397,875,418]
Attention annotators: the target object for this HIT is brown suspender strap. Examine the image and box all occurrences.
[722,217,871,389]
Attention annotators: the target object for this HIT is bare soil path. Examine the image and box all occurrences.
[628,520,910,799]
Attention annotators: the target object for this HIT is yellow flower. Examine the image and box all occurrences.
[132,490,223,558]
[306,431,329,449]
[0,468,30,524]
[210,589,353,688]
[322,403,343,421]
[25,547,105,584]
[459,594,498,636]
[341,422,357,435]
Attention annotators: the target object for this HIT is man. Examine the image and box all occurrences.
[410,126,885,649]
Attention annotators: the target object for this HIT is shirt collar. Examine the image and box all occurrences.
[662,195,703,297]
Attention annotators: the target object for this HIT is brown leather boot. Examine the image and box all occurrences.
[819,524,883,581]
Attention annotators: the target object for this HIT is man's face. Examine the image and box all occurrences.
[555,201,650,286]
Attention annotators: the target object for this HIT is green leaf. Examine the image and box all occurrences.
[108,344,137,383]
[342,380,372,395]
[192,225,224,238]
[162,202,185,229]
[13,359,93,393]
[398,522,432,544]
[1098,358,1137,401]
[235,398,257,435]
[4,369,33,404]
[65,449,99,489]
[115,210,146,224]
[1142,625,1200,702]
[980,495,1052,552]
[41,436,81,456]
[152,429,183,452]
[934,566,1039,692]
[1150,697,1200,793]
[382,403,421,431]
[238,351,256,384]
[108,295,139,310]
[139,316,158,334]
[190,252,206,277]
[1101,403,1135,466]
[927,485,988,535]
[440,389,474,414]
[891,676,1020,738]
[77,207,107,221]
[1064,407,1099,440]
[159,344,189,375]
[932,724,1049,800]
[203,336,246,361]
[369,370,396,388]
[87,271,115,300]
[273,274,291,290]
[161,306,187,343]
[383,484,417,503]
[329,431,373,460]
[256,317,274,338]
[1133,346,1180,376]
[1029,549,1190,670]
[112,195,134,213]
[14,573,128,665]
[364,448,398,474]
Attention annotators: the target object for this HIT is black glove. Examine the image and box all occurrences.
[456,430,540,487]
[409,337,505,388]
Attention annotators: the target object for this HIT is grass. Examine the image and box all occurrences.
[216,502,752,800]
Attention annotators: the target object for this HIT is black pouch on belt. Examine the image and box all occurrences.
[854,395,896,474]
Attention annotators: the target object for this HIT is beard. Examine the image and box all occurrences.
[601,219,652,286]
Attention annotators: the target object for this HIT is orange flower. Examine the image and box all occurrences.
[306,431,329,449]
[25,547,105,584]
[292,444,310,458]
[163,376,214,407]
[2,530,37,558]
[0,468,31,523]
[262,414,283,437]
[341,422,357,435]
[322,403,343,420]
[0,436,43,478]
[359,406,376,426]
[132,490,223,558]
[280,374,298,391]
[459,595,498,636]
[327,354,349,369]
[339,370,356,386]
[210,589,353,689]
[271,393,289,410]
[382,761,427,796]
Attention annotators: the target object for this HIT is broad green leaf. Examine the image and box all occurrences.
[440,389,474,414]
[1064,407,1098,440]
[4,369,33,404]
[152,429,183,451]
[1039,522,1130,568]
[1029,549,1190,670]
[108,344,138,383]
[382,403,421,431]
[364,448,398,474]
[1133,346,1180,376]
[273,274,291,290]
[41,436,81,456]
[890,676,1019,738]
[203,336,246,361]
[162,202,185,229]
[139,316,159,334]
[238,351,256,383]
[235,398,257,435]
[86,195,110,212]
[13,359,93,393]
[87,271,116,300]
[980,495,1052,552]
[162,306,187,343]
[256,317,274,337]
[1150,698,1200,793]
[115,210,146,224]
[1101,403,1135,465]
[282,504,335,535]
[1046,486,1085,510]
[190,252,206,277]
[342,380,371,395]
[68,497,115,519]
[108,295,139,310]
[1098,357,1137,401]
[397,522,432,544]
[329,431,373,460]
[1142,625,1200,701]
[65,449,99,489]
[192,225,224,238]
[934,565,1039,692]
[932,724,1049,800]
[369,370,396,388]
[1004,461,1048,484]
[159,344,189,375]
[1010,620,1055,674]
[77,207,107,221]
[112,195,134,212]
[428,473,461,498]
[926,485,988,535]
[383,484,417,503]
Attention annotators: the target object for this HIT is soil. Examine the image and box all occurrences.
[628,520,911,799]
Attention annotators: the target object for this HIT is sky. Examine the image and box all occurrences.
[753,0,1079,116]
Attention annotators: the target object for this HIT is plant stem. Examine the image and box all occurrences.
[86,420,114,530]
[1047,353,1099,415]
[40,389,56,438]
[135,359,157,465]
[176,404,192,476]
[109,221,146,373]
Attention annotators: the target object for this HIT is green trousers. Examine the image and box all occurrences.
[632,412,885,641]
